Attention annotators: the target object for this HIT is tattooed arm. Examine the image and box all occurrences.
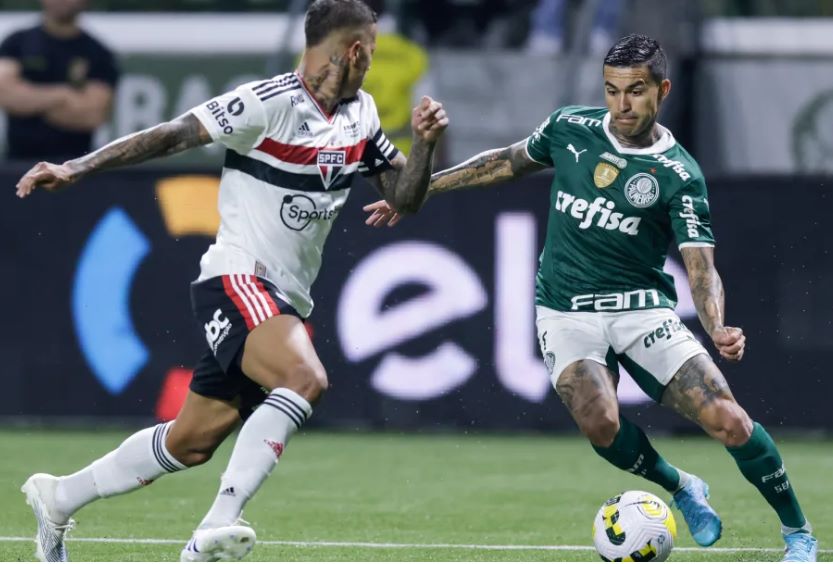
[364,139,546,226]
[681,246,746,362]
[429,139,547,197]
[372,148,431,213]
[15,113,211,198]
[369,96,448,214]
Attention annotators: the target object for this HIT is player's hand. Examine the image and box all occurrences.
[363,199,403,227]
[711,326,745,362]
[411,96,448,144]
[16,161,77,198]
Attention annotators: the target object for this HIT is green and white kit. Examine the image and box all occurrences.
[527,106,713,398]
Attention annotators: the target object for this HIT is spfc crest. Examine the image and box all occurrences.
[594,162,620,188]
[317,150,345,189]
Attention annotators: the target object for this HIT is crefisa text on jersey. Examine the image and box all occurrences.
[555,191,642,235]
[652,153,690,181]
[678,195,701,238]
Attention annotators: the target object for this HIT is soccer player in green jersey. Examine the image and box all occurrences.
[364,34,817,562]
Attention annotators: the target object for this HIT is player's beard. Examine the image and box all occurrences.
[340,63,366,99]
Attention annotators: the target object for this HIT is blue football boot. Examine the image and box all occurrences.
[671,474,722,547]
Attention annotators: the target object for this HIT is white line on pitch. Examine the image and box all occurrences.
[1,536,829,553]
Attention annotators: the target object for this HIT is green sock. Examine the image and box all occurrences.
[727,422,806,529]
[592,416,681,492]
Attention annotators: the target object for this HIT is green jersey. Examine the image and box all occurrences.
[526,106,715,312]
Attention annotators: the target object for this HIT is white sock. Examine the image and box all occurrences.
[199,388,312,529]
[54,422,185,518]
[782,522,812,536]
[673,469,693,493]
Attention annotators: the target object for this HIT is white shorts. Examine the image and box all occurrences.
[535,306,709,402]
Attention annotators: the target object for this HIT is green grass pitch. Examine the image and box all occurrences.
[0,429,829,561]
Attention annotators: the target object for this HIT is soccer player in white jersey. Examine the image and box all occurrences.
[14,1,447,561]
[364,34,817,562]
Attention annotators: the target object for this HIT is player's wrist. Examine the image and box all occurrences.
[708,330,723,341]
[411,135,438,149]
[63,159,89,182]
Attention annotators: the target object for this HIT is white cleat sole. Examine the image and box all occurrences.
[180,525,256,562]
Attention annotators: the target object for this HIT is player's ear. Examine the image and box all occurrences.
[658,78,671,101]
[347,40,363,66]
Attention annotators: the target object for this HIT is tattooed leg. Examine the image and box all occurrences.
[666,358,811,532]
[559,360,684,490]
[661,354,753,447]
[555,360,619,447]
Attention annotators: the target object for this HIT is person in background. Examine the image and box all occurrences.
[362,0,430,156]
[0,0,119,162]
[526,0,623,55]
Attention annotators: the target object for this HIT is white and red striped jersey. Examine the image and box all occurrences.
[190,72,399,317]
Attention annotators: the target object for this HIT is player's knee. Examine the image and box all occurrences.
[582,406,620,447]
[720,404,753,447]
[285,361,329,404]
[166,437,217,468]
[702,400,752,447]
[179,449,214,467]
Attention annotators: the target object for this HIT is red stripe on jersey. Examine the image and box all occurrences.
[253,277,281,317]
[255,138,367,166]
[222,275,256,330]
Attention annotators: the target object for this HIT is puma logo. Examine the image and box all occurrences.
[567,143,587,163]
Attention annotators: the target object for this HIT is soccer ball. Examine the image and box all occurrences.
[592,490,677,562]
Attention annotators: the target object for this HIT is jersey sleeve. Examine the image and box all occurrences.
[669,176,716,249]
[358,94,400,177]
[525,109,560,167]
[190,83,268,155]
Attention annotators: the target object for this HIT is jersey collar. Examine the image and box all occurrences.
[295,71,337,123]
[602,112,676,155]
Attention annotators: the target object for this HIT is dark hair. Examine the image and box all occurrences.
[603,34,667,84]
[305,0,378,47]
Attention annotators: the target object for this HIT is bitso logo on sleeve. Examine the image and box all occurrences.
[226,97,244,116]
[624,173,660,208]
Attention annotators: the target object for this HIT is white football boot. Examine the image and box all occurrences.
[180,522,256,562]
[21,474,76,562]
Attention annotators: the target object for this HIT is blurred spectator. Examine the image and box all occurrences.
[405,0,511,47]
[526,0,623,55]
[362,0,429,156]
[0,0,119,162]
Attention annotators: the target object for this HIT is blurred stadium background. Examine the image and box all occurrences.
[1,0,831,561]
